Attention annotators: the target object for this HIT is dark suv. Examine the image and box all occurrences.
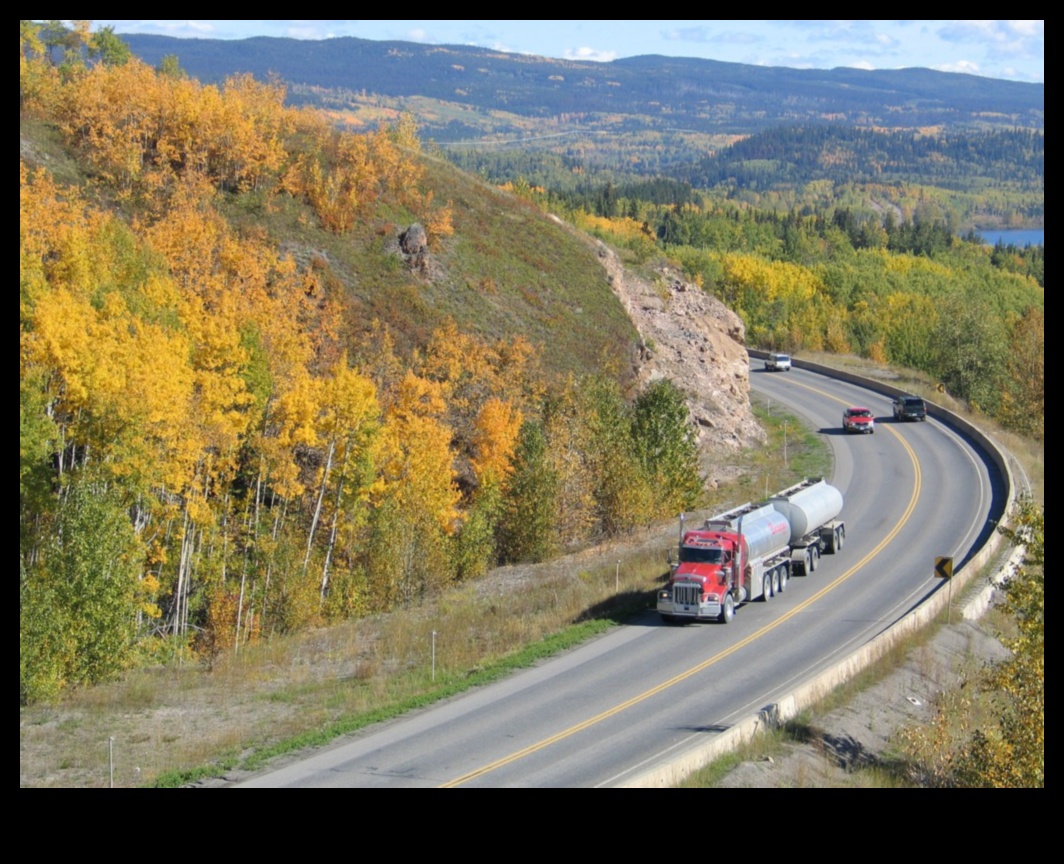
[893,395,927,421]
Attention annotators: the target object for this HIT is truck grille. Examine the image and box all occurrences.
[673,583,701,606]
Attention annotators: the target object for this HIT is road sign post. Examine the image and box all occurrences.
[935,556,954,623]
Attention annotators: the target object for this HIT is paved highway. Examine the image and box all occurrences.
[239,365,1004,787]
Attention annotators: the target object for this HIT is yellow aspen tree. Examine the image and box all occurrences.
[470,398,523,489]
[304,358,382,600]
[542,378,596,546]
[366,371,461,604]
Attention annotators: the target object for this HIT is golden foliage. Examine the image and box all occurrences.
[470,398,523,486]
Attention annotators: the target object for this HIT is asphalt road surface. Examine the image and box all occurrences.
[239,365,1004,787]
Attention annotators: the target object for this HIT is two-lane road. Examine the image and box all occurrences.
[240,365,1003,787]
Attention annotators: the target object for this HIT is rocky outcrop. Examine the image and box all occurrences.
[394,222,444,280]
[595,242,764,475]
[399,223,427,255]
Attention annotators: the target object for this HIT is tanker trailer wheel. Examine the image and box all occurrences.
[810,548,819,572]
[777,565,789,593]
[719,593,735,624]
[761,573,772,601]
[837,527,845,550]
[771,568,781,595]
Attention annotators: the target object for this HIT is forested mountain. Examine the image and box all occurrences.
[117,32,1044,222]
[683,126,1044,191]
[122,34,1043,135]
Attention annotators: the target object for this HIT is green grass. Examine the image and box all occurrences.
[739,390,833,498]
[238,618,615,775]
[678,726,792,788]
[150,617,626,786]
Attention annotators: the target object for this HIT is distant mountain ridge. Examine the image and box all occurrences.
[123,34,1044,136]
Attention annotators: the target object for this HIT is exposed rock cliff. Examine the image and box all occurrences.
[595,242,764,478]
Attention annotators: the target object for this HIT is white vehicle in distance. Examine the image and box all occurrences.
[764,353,792,371]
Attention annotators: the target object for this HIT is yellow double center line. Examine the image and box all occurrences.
[441,382,921,787]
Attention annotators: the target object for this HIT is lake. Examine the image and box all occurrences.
[975,229,1044,247]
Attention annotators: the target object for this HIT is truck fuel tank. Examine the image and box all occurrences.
[702,503,792,562]
[769,478,843,543]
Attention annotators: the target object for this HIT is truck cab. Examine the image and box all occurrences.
[658,530,744,623]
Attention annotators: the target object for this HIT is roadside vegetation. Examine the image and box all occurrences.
[899,500,1043,787]
[20,402,829,787]
[20,27,696,704]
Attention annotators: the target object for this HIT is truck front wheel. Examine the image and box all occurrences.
[719,593,735,624]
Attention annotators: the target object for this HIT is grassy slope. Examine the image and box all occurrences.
[23,109,638,386]
[219,150,640,384]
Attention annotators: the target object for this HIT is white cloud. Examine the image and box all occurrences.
[1004,20,1043,37]
[662,27,710,43]
[286,25,326,40]
[563,46,617,62]
[407,28,429,43]
[933,59,982,74]
[712,30,762,46]
[939,19,1041,45]
[851,60,875,70]
[149,19,215,35]
[941,20,996,40]
[935,19,1042,70]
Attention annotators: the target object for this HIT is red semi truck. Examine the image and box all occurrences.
[657,478,845,623]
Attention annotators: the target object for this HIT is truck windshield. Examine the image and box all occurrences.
[680,546,724,564]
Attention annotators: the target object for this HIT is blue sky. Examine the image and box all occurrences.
[96,20,1043,83]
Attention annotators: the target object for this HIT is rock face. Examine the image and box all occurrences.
[399,223,427,255]
[595,241,764,474]
[396,222,443,279]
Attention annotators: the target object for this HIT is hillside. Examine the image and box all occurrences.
[19,39,761,702]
